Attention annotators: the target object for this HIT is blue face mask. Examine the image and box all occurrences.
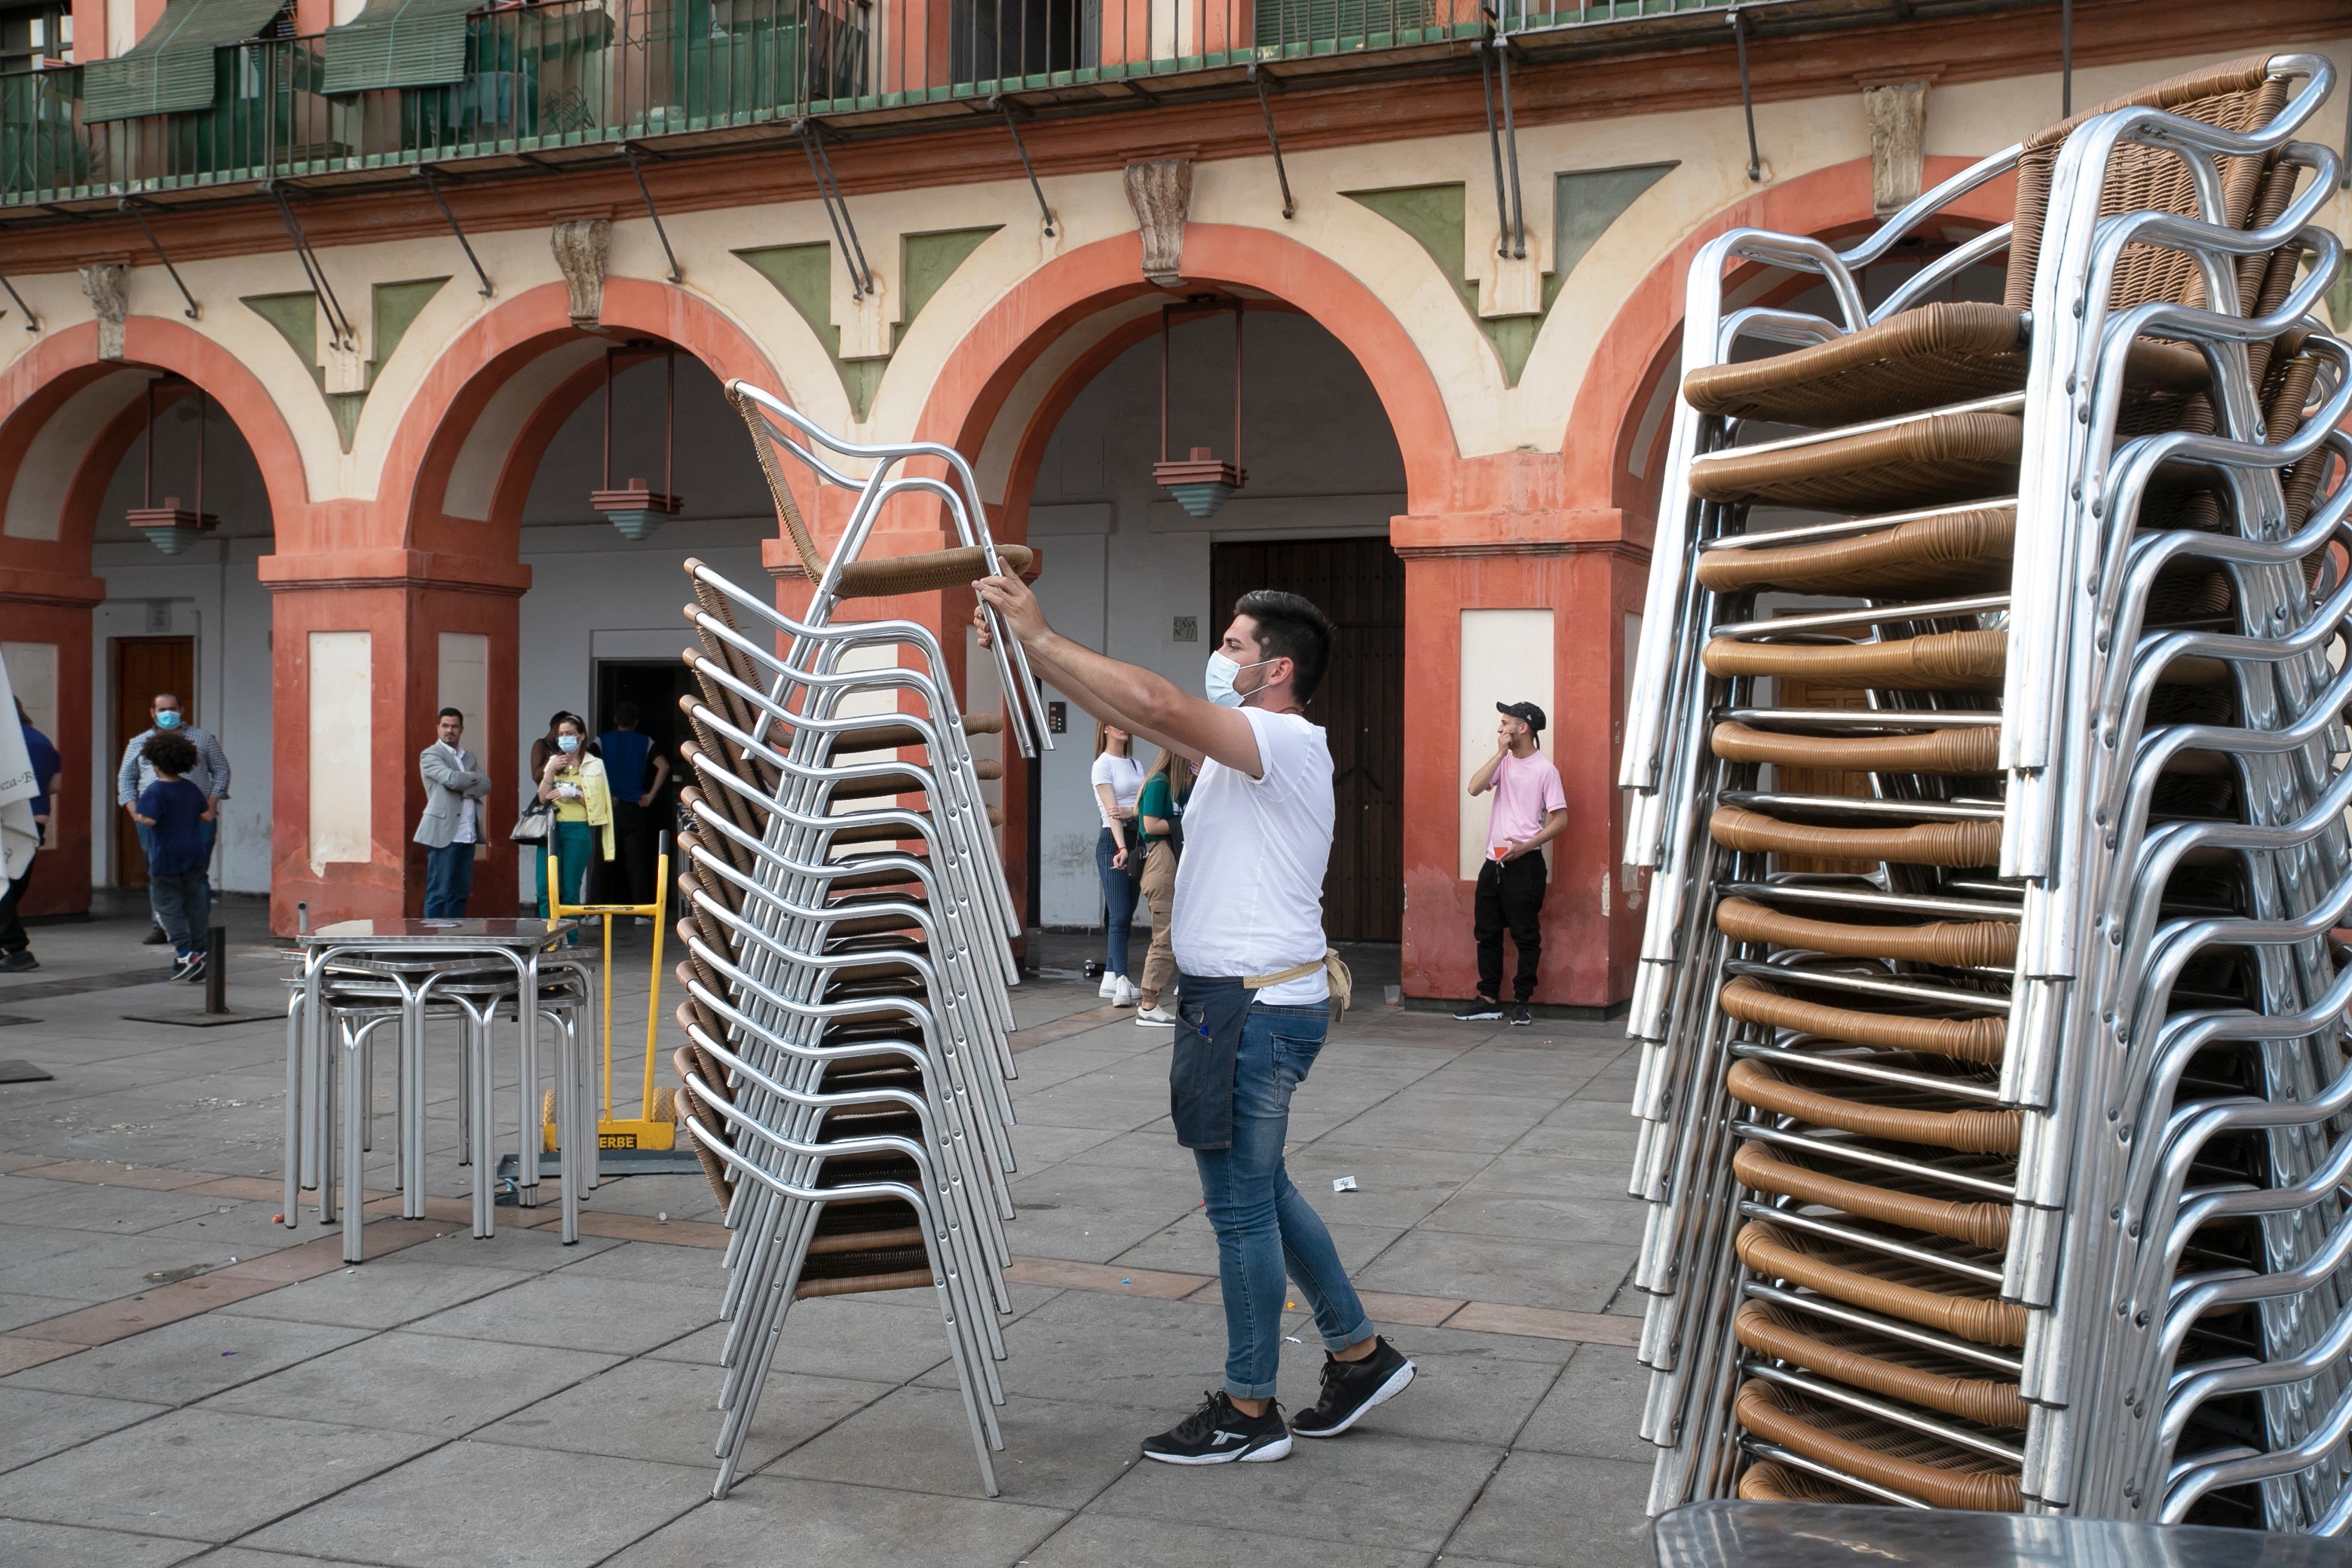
[1203,652,1276,709]
[154,710,181,730]
[556,733,580,754]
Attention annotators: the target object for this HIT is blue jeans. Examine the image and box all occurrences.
[1095,826,1138,978]
[424,841,475,918]
[1193,1001,1373,1399]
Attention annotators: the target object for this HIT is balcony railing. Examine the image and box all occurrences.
[0,0,1758,207]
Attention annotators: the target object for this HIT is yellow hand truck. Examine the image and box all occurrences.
[541,833,676,1155]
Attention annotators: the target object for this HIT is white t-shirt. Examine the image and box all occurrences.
[1089,751,1145,828]
[442,743,479,845]
[1171,707,1334,1005]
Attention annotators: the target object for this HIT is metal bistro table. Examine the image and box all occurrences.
[286,918,583,1258]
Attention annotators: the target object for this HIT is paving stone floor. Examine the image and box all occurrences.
[0,908,1655,1566]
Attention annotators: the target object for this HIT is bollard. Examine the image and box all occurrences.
[297,900,309,936]
[204,925,226,1015]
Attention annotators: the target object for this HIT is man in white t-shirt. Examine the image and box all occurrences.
[975,573,1416,1467]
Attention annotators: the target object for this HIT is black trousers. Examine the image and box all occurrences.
[0,852,30,954]
[1475,853,1548,1003]
[609,798,660,909]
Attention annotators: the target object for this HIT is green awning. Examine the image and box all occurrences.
[81,0,287,121]
[320,0,483,94]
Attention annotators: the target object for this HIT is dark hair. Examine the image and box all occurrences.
[1232,590,1336,703]
[437,706,464,723]
[614,701,641,728]
[143,732,200,776]
[555,712,585,734]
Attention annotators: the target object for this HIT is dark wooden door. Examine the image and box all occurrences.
[112,636,194,889]
[1210,537,1404,942]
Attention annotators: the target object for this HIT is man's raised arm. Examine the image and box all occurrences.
[975,574,1266,778]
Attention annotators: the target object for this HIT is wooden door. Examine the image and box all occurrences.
[1210,537,1404,942]
[111,636,194,889]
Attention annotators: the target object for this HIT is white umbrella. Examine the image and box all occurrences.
[0,654,38,881]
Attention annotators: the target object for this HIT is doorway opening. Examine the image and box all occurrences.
[593,656,694,828]
[109,635,194,889]
[1211,536,1404,942]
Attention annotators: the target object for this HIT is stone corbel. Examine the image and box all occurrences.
[79,259,128,360]
[551,215,614,329]
[1863,81,1930,218]
[1123,160,1193,286]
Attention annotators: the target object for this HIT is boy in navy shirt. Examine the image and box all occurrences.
[131,733,216,982]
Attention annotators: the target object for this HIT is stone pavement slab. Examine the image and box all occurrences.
[602,1473,1067,1568]
[0,1517,210,1566]
[201,1331,623,1437]
[2,1312,367,1405]
[241,1440,713,1568]
[1441,1449,1656,1567]
[218,1260,537,1331]
[1089,1426,1504,1554]
[0,1385,169,1475]
[473,1358,890,1472]
[401,1272,724,1356]
[1018,1513,1434,1568]
[0,1407,436,1540]
[767,1385,1148,1508]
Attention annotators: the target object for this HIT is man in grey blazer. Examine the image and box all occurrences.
[416,708,493,918]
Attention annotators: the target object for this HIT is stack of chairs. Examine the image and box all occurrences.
[1618,51,2352,1531]
[665,382,1052,1499]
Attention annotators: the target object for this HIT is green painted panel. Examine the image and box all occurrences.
[1549,162,1676,304]
[894,226,1000,351]
[371,277,449,373]
[735,240,889,421]
[1343,183,1475,317]
[244,291,319,372]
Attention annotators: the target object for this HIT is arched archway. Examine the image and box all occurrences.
[357,279,795,923]
[0,320,312,921]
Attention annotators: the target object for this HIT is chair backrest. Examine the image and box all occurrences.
[2003,54,2288,314]
[726,382,828,583]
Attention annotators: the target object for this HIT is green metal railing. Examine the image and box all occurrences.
[0,0,1747,206]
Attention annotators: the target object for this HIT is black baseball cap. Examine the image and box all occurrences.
[1497,701,1546,733]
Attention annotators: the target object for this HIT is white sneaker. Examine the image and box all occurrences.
[1111,977,1141,1007]
[1098,971,1119,999]
[1135,1004,1176,1027]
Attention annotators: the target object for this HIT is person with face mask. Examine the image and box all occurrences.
[535,713,614,939]
[115,692,231,946]
[974,571,1416,1467]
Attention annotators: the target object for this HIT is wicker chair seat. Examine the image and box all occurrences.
[1710,807,2004,871]
[1736,1458,1879,1505]
[1735,1219,2025,1346]
[1726,1057,2018,1154]
[1733,1142,2011,1250]
[1732,1382,2023,1511]
[1685,305,2210,428]
[1689,412,2023,512]
[1735,1300,2029,1428]
[1716,894,2017,967]
[1710,721,2000,776]
[1701,630,2006,690]
[1695,505,2015,599]
[1720,975,2007,1064]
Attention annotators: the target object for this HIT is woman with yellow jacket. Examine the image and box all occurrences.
[535,712,614,939]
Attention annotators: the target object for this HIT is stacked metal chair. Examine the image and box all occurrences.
[666,383,1052,1499]
[1617,51,2352,1531]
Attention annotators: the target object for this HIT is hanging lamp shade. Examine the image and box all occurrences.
[1153,299,1248,521]
[593,344,684,541]
[127,499,219,555]
[1153,448,1246,520]
[592,479,684,541]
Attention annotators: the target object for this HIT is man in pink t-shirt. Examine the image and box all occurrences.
[1456,701,1568,1025]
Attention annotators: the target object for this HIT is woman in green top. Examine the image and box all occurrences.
[1132,747,1195,1026]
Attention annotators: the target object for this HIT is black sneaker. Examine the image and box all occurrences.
[0,951,35,972]
[1453,999,1502,1021]
[1293,1337,1416,1438]
[142,926,171,945]
[1141,1391,1291,1465]
[182,952,209,985]
[1508,1003,1533,1027]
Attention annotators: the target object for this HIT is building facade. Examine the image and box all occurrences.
[0,0,2341,1004]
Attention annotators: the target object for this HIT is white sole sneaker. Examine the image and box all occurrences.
[1135,1007,1176,1027]
[1098,974,1119,999]
[1143,1433,1294,1465]
[1294,1360,1417,1438]
[1110,978,1141,1007]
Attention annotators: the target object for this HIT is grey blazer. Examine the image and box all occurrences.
[414,743,493,849]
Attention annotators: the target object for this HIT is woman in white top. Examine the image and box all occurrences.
[1090,720,1146,1003]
